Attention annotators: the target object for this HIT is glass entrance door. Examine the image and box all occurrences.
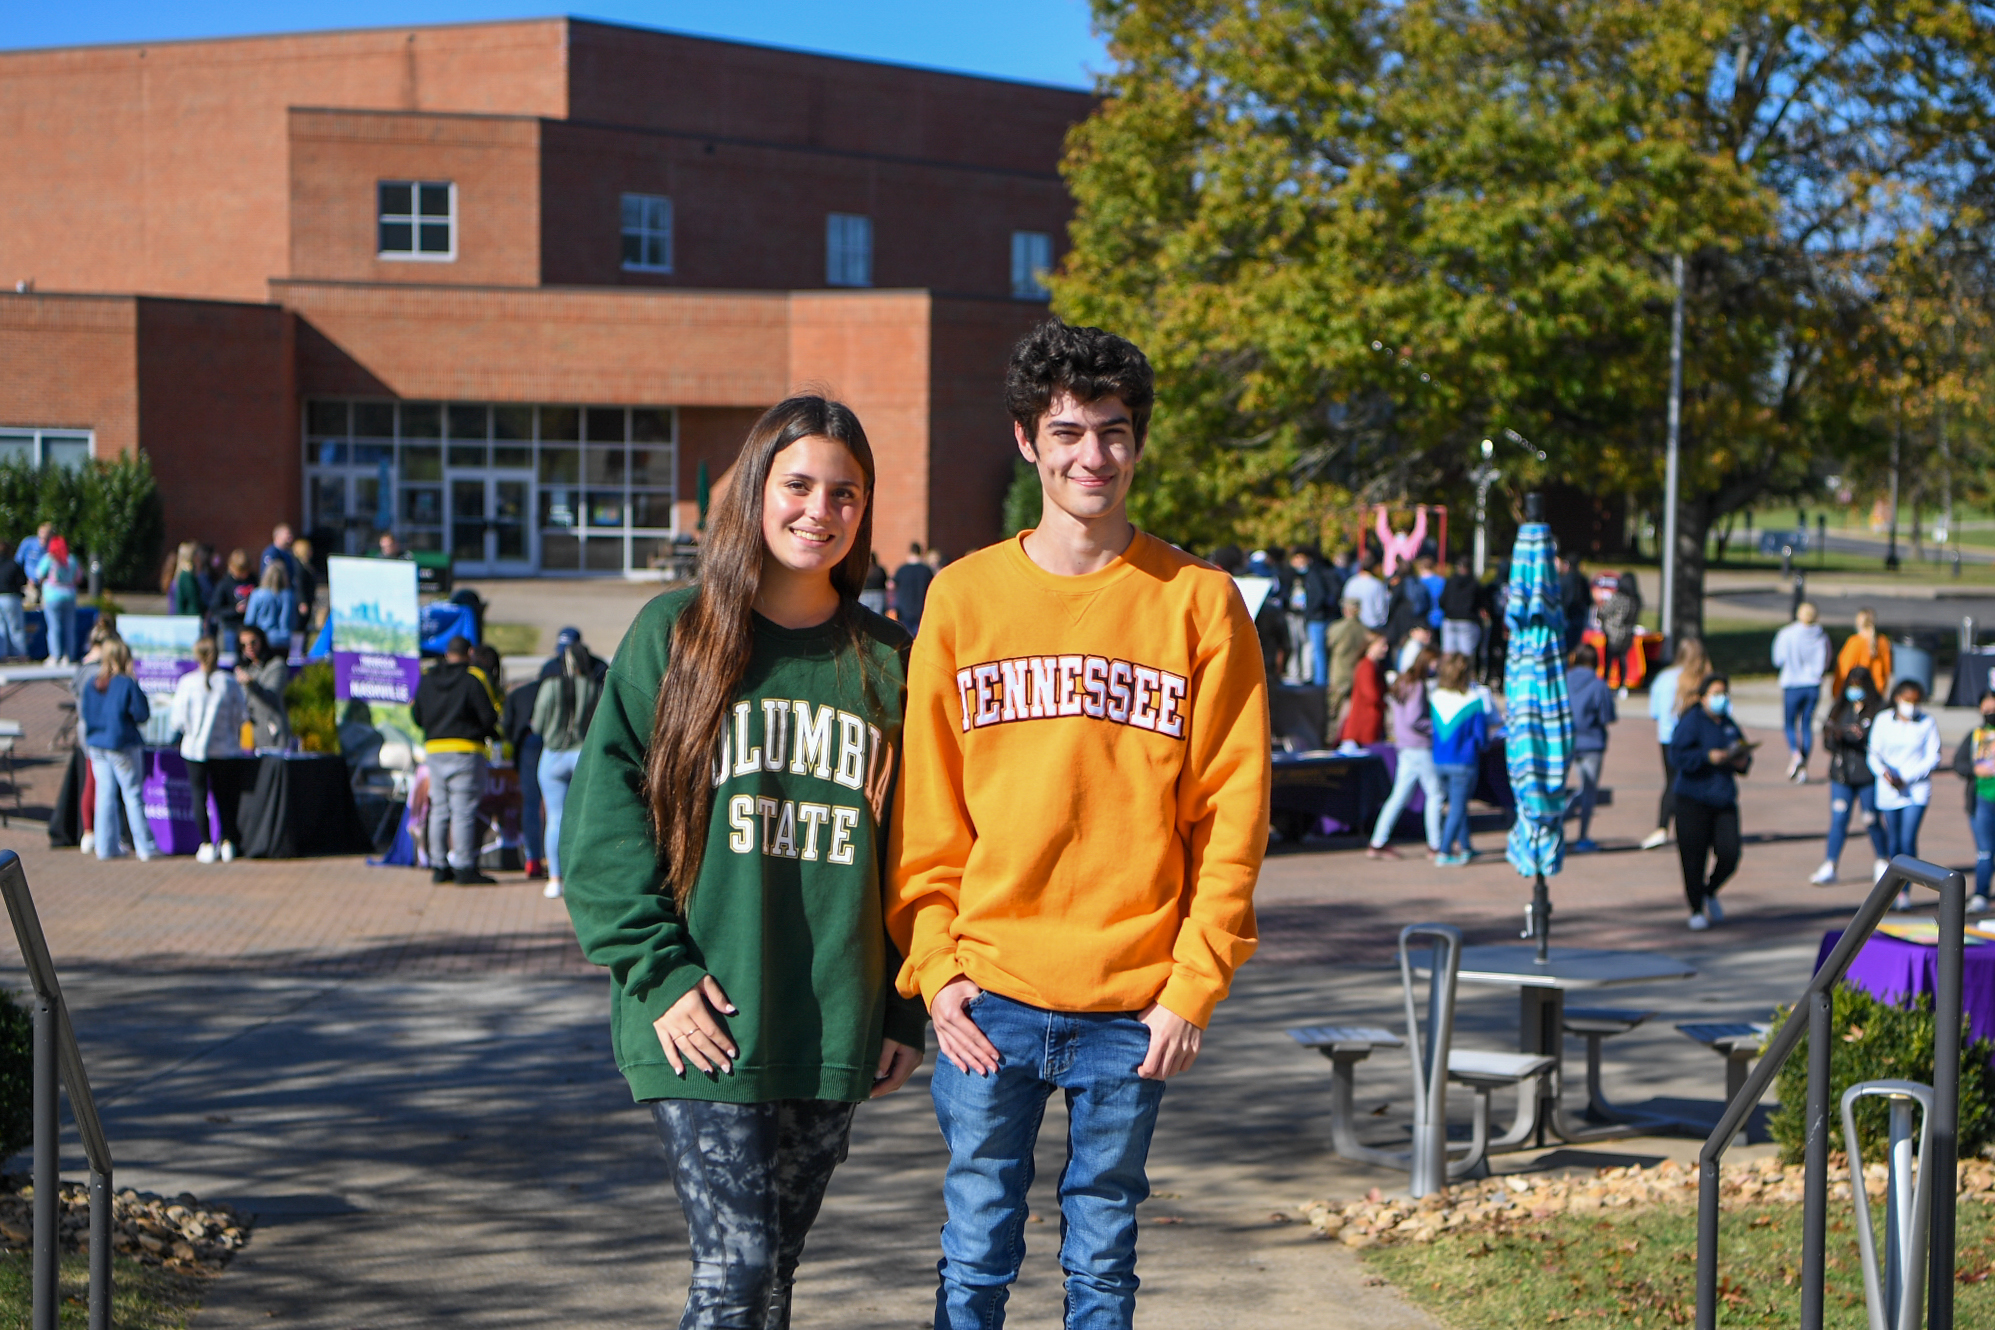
[449,476,532,575]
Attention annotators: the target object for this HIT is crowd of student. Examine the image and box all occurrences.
[161,523,322,655]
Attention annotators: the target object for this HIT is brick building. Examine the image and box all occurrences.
[0,18,1090,575]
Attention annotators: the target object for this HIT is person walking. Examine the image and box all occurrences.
[1641,636,1709,850]
[501,672,547,881]
[1565,642,1616,852]
[1367,647,1442,860]
[1955,689,1995,914]
[1669,673,1751,930]
[1772,601,1830,782]
[892,542,936,634]
[1811,670,1889,886]
[560,395,924,1327]
[1439,553,1483,659]
[235,625,292,749]
[411,635,499,886]
[0,541,26,660]
[530,637,601,901]
[1836,608,1892,695]
[79,638,157,863]
[889,321,1268,1330]
[1869,678,1941,911]
[34,534,77,666]
[1429,651,1488,866]
[169,636,249,863]
[245,561,296,654]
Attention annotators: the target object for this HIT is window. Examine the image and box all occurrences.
[621,194,673,272]
[826,214,873,287]
[0,428,91,470]
[378,181,456,260]
[1011,231,1053,299]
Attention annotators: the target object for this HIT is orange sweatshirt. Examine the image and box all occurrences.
[887,531,1271,1028]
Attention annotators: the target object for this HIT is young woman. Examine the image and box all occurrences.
[70,616,121,855]
[170,543,206,618]
[1338,632,1388,746]
[1429,651,1488,866]
[1869,678,1941,911]
[170,635,250,863]
[1771,601,1829,782]
[210,548,256,651]
[235,625,292,749]
[530,638,601,901]
[1812,670,1889,886]
[35,535,77,666]
[1366,646,1441,861]
[1642,636,1709,850]
[559,396,925,1328]
[1836,608,1891,695]
[1954,689,1995,914]
[1669,672,1752,930]
[79,638,156,862]
[245,561,296,653]
[1564,642,1616,852]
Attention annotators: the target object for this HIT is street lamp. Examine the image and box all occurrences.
[1472,437,1501,577]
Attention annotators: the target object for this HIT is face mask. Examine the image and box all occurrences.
[1846,688,1867,703]
[1707,694,1730,716]
[1897,701,1916,719]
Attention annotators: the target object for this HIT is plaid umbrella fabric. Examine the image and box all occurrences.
[1503,522,1574,879]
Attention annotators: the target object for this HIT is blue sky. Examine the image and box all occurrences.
[1,1,1108,89]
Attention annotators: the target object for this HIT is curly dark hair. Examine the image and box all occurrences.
[1004,318,1156,448]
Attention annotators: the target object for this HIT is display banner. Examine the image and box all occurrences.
[120,614,202,747]
[329,556,421,704]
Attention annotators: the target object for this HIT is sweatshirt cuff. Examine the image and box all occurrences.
[1157,974,1218,1029]
[913,951,967,1010]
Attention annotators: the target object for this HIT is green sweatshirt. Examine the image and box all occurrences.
[561,587,926,1104]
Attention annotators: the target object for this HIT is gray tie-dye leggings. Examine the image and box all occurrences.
[652,1098,858,1330]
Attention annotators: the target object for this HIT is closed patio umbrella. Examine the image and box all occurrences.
[1502,501,1574,963]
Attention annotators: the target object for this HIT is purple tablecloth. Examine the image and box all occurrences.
[1816,930,1995,1048]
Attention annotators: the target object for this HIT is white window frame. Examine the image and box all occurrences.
[826,213,873,288]
[0,427,92,470]
[1011,231,1053,299]
[621,193,675,273]
[377,180,458,262]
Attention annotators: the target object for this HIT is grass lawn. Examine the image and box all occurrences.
[1362,1196,1995,1329]
[481,621,541,656]
[0,1251,208,1329]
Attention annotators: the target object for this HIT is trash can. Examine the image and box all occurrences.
[1890,637,1934,700]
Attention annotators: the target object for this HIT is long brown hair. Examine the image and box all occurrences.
[93,638,131,692]
[1391,647,1438,702]
[644,396,877,908]
[1671,637,1711,718]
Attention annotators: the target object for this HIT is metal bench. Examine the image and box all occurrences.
[1563,1006,1655,1122]
[1676,1021,1771,1102]
[1287,1025,1405,1162]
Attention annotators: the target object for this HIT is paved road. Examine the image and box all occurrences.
[1710,586,1995,633]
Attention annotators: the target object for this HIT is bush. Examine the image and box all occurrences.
[0,455,164,592]
[1002,458,1042,538]
[1769,982,1995,1165]
[0,989,31,1162]
[284,661,339,755]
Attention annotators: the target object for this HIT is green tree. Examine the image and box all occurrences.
[1058,1,1995,632]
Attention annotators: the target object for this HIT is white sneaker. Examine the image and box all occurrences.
[1688,912,1711,931]
[1795,769,1809,785]
[1892,888,1915,912]
[542,877,563,899]
[195,843,217,864]
[1808,861,1836,885]
[135,846,155,862]
[1640,829,1669,851]
[1786,753,1802,780]
[219,841,236,863]
[1969,894,1990,914]
[1705,896,1724,923]
[77,830,93,854]
[1873,859,1890,884]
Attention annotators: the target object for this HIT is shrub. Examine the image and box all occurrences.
[1769,982,1995,1165]
[0,989,32,1162]
[1002,458,1042,538]
[284,661,339,755]
[0,455,163,592]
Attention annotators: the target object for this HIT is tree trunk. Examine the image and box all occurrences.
[1670,492,1713,650]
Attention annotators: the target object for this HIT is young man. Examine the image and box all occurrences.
[1342,553,1389,629]
[893,541,937,634]
[889,319,1271,1330]
[410,635,499,886]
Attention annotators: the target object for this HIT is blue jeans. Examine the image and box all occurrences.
[1973,796,1995,899]
[931,990,1166,1330]
[1880,803,1926,861]
[1436,762,1477,855]
[86,744,155,861]
[1825,781,1886,868]
[1371,746,1443,850]
[0,595,23,659]
[517,734,544,864]
[1782,685,1820,759]
[537,746,581,878]
[1305,619,1329,687]
[44,595,75,662]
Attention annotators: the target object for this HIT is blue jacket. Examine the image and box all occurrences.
[1670,704,1746,807]
[1565,666,1617,753]
[1429,688,1487,767]
[246,587,296,646]
[80,674,150,751]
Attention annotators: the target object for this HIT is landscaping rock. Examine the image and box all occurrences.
[0,1175,251,1275]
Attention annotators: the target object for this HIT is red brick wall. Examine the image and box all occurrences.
[927,298,1050,559]
[0,295,140,461]
[135,299,296,556]
[0,20,569,300]
[290,109,542,286]
[674,406,768,533]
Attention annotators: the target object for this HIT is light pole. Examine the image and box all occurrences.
[1661,253,1684,654]
[1472,438,1500,577]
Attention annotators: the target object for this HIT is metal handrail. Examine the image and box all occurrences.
[0,849,112,1330]
[1693,855,1964,1330]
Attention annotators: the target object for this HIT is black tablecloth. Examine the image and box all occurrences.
[1269,751,1390,841]
[238,754,372,858]
[1270,684,1329,750]
[1949,649,1995,707]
